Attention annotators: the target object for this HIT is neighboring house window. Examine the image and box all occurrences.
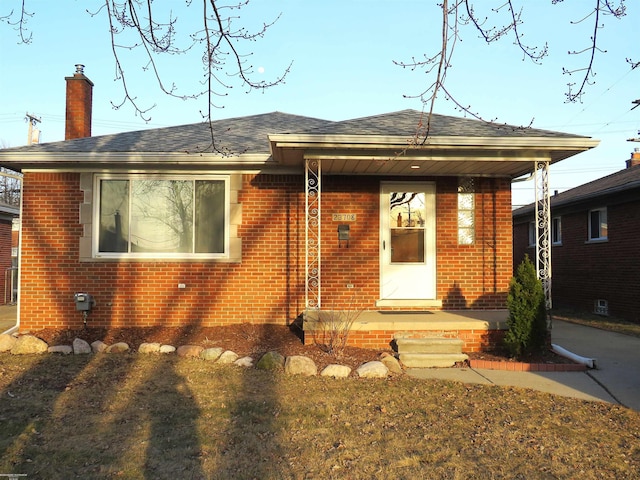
[528,217,560,246]
[588,208,607,241]
[552,217,562,245]
[457,177,475,245]
[528,221,535,247]
[94,175,229,258]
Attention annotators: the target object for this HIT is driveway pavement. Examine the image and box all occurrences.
[551,319,640,410]
[0,305,16,333]
[409,320,640,411]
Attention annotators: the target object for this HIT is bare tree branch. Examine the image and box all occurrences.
[563,0,627,102]
[4,0,291,153]
[395,0,631,142]
[0,0,33,44]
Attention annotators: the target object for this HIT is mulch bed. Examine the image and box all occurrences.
[29,323,580,373]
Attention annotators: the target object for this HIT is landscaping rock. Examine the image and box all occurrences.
[0,333,17,352]
[356,361,389,378]
[11,335,48,355]
[73,338,92,355]
[200,347,224,361]
[380,353,403,374]
[284,355,318,376]
[177,345,204,358]
[160,345,176,354]
[91,340,108,353]
[106,342,130,354]
[138,342,161,354]
[217,350,239,364]
[234,356,253,367]
[320,364,351,378]
[48,345,73,355]
[256,351,285,371]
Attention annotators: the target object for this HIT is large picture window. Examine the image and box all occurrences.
[95,175,229,258]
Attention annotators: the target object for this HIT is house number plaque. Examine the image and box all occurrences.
[332,213,356,222]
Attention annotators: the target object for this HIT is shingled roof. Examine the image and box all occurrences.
[303,110,582,138]
[513,163,640,217]
[3,112,333,155]
[1,110,585,156]
[0,109,597,177]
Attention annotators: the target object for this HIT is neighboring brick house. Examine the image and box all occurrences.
[0,67,598,351]
[0,205,19,304]
[513,148,640,323]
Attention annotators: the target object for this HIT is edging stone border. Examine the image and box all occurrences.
[0,333,399,379]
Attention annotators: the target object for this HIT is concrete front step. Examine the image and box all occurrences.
[399,353,469,368]
[395,337,464,355]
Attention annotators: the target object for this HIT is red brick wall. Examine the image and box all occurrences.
[437,177,512,309]
[305,328,506,352]
[513,195,640,323]
[18,172,513,330]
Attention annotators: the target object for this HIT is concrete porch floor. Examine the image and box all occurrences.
[304,309,509,331]
[350,309,509,332]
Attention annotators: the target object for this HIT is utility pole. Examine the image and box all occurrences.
[628,100,640,143]
[24,113,41,145]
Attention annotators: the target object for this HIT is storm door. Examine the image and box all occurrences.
[380,182,436,300]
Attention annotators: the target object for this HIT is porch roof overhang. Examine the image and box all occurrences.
[269,134,600,178]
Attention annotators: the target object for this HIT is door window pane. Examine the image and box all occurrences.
[389,192,425,263]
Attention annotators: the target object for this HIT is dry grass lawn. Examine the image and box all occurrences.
[1,354,639,479]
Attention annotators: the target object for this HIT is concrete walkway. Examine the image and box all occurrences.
[408,320,640,411]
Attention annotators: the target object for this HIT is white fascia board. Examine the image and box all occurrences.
[269,134,600,150]
[0,152,273,169]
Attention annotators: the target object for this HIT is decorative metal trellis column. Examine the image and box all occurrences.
[305,158,321,315]
[534,160,552,328]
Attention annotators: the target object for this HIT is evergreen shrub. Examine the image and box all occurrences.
[504,255,548,358]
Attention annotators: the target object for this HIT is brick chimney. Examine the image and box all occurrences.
[626,148,640,169]
[65,64,93,140]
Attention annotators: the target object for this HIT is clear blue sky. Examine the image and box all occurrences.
[1,1,638,207]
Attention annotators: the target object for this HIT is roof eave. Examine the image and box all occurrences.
[268,135,599,177]
[0,152,273,171]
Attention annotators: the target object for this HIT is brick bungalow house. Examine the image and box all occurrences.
[513,148,640,324]
[0,67,599,351]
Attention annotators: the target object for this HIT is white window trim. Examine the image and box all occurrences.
[587,207,608,242]
[92,174,231,260]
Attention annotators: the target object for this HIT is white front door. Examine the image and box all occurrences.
[380,182,436,300]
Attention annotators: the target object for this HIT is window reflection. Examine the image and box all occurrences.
[389,192,425,263]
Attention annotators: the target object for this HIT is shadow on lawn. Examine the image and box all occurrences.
[0,352,206,478]
[212,329,293,478]
[0,339,293,478]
